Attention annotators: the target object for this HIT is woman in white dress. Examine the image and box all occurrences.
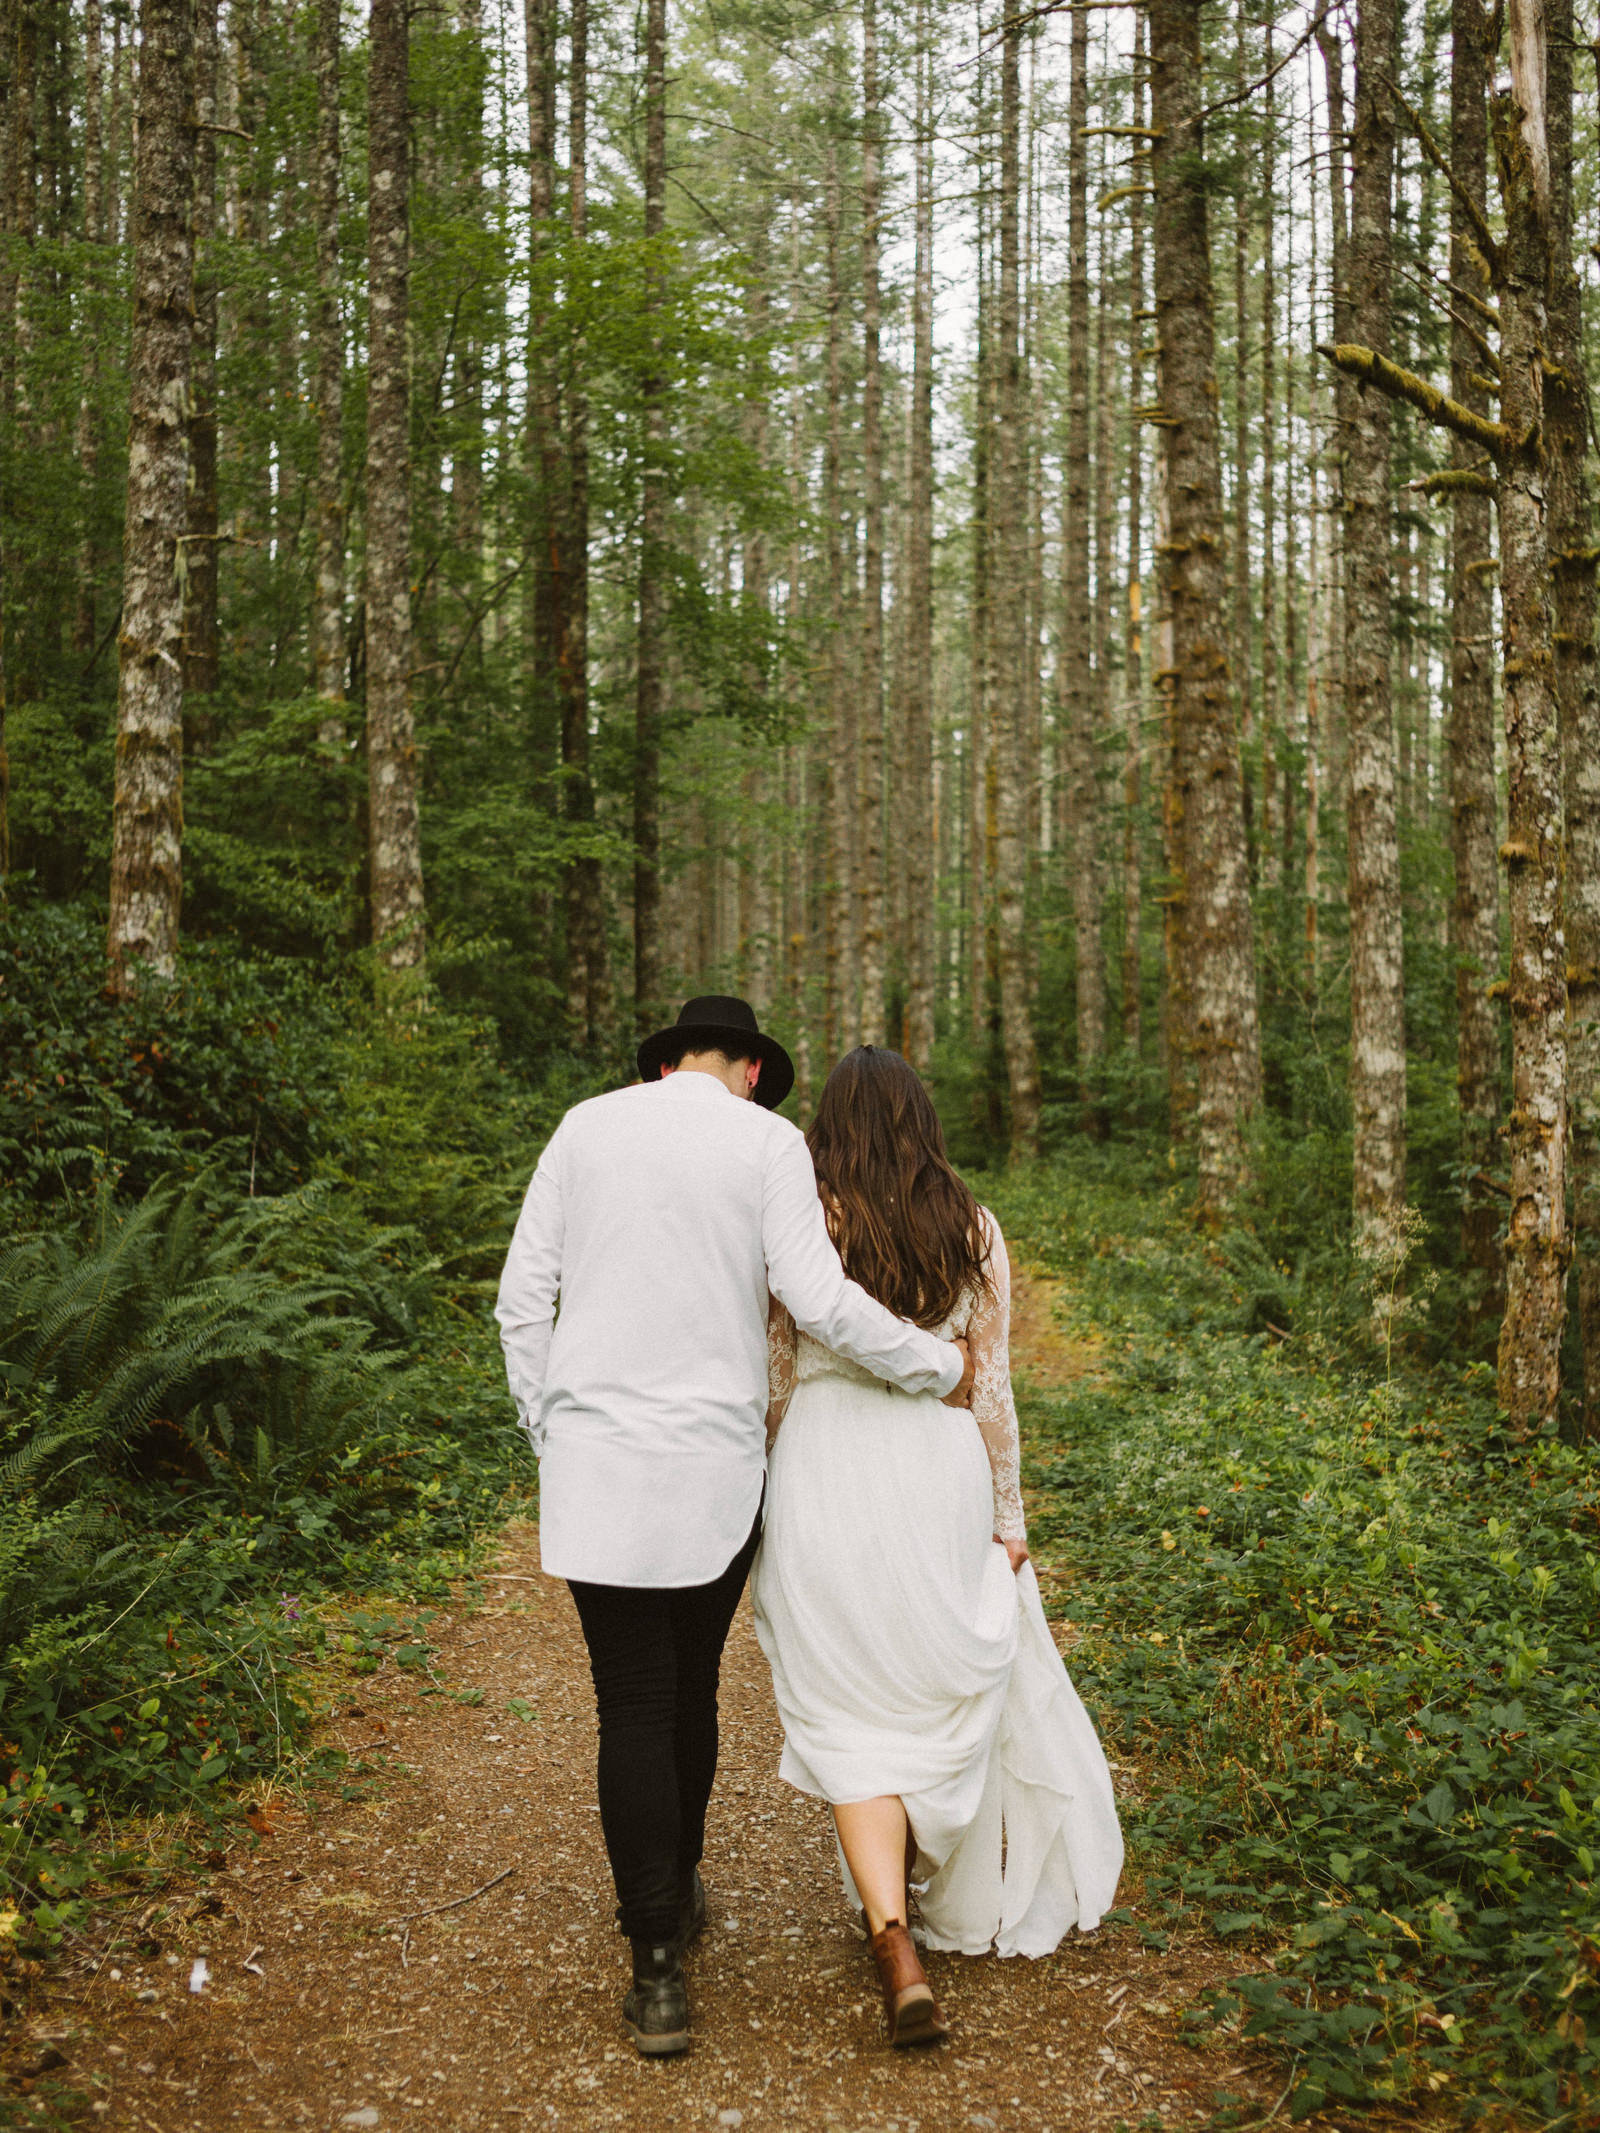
[751,1048,1123,2046]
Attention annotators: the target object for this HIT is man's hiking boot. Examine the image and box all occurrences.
[624,1938,690,2057]
[676,1867,707,1952]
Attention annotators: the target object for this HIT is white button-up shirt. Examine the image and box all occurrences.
[494,1070,964,1588]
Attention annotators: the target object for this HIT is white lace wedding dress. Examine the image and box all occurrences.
[750,1209,1123,1958]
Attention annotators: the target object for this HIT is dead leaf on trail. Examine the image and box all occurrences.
[246,1808,275,1837]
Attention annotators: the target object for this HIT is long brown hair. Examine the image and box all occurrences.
[807,1047,991,1328]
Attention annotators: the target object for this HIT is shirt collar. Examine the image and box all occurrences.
[655,1070,740,1102]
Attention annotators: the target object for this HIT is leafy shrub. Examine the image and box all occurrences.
[989,1154,1600,2126]
[0,894,351,1205]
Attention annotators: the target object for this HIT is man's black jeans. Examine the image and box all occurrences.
[568,1506,762,1943]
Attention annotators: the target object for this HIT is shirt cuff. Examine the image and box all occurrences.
[934,1340,964,1398]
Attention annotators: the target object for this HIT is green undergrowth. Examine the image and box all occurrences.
[0,1173,528,1953]
[0,899,583,1967]
[987,1151,1600,2127]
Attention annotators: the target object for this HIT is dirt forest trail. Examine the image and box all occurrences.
[32,1271,1289,2133]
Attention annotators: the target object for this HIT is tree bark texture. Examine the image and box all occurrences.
[993,7,1040,1156]
[1492,26,1566,1428]
[1088,182,1114,1131]
[1062,0,1102,1122]
[521,0,560,987]
[1316,19,1353,800]
[1546,0,1599,1434]
[972,166,998,1066]
[855,0,886,1046]
[1257,37,1278,891]
[1148,0,1261,1212]
[312,0,346,732]
[632,0,667,1031]
[364,0,425,971]
[1343,0,1407,1254]
[72,0,105,660]
[1119,13,1147,1060]
[1230,4,1252,855]
[1447,0,1502,1312]
[822,124,856,1059]
[562,0,609,1044]
[182,0,220,707]
[107,0,197,992]
[902,0,936,1074]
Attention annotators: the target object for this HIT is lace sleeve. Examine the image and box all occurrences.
[969,1211,1027,1544]
[766,1296,799,1449]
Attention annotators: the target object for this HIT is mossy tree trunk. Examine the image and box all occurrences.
[1148,0,1261,1213]
[106,0,197,993]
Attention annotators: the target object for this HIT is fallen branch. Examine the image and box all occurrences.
[480,1572,539,1582]
[1316,343,1512,458]
[383,1863,517,1932]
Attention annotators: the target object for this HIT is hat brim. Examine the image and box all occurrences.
[636,1022,796,1110]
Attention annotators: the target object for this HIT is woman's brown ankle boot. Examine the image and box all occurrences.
[868,1919,948,2047]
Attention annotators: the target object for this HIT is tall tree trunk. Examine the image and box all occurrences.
[969,145,991,1060]
[106,0,196,992]
[632,0,666,1029]
[1344,0,1406,1259]
[1230,1,1253,861]
[1148,0,1261,1212]
[0,0,37,764]
[903,0,936,1073]
[451,0,483,598]
[562,0,608,1043]
[1088,182,1115,1132]
[1317,18,1353,823]
[1121,11,1148,1061]
[993,1,1040,1154]
[1447,0,1502,1312]
[364,0,425,972]
[182,0,219,708]
[856,0,886,1045]
[312,0,346,736]
[742,219,773,1008]
[72,0,105,660]
[1305,345,1324,988]
[822,123,856,1058]
[1258,32,1278,892]
[1547,0,1600,1433]
[521,0,559,989]
[1062,0,1101,1127]
[1492,2,1565,1426]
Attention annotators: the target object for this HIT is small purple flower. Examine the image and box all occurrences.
[279,1593,302,1621]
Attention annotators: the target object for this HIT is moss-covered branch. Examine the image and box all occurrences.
[1409,467,1497,497]
[1316,342,1512,458]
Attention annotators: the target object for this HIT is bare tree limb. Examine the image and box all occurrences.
[1199,6,1331,121]
[1379,73,1503,279]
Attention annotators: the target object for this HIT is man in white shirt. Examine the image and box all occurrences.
[495,995,974,2056]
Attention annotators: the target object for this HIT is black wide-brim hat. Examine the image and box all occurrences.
[636,995,796,1111]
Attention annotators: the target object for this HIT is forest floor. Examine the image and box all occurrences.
[16,1273,1319,2133]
